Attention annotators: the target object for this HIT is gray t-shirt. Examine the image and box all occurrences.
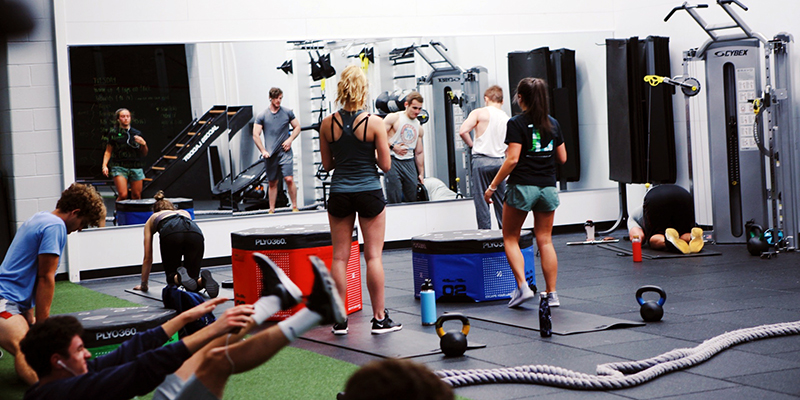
[255,106,296,155]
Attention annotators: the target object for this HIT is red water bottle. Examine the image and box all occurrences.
[632,237,642,262]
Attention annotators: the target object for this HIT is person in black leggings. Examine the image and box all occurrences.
[628,184,704,254]
[133,191,218,297]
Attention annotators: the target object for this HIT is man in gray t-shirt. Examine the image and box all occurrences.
[252,87,301,213]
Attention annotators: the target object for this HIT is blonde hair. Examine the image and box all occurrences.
[336,65,368,110]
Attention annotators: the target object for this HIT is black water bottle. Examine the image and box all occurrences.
[539,292,552,337]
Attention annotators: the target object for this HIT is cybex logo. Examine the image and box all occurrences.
[714,49,749,57]
[437,77,461,83]
[482,242,504,249]
[255,238,287,246]
[413,242,427,249]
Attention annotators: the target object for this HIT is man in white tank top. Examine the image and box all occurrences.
[458,85,509,229]
[383,92,425,203]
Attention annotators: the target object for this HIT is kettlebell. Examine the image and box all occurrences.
[435,313,470,357]
[635,285,666,322]
[746,221,769,256]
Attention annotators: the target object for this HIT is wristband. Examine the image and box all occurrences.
[389,144,395,150]
[488,186,497,192]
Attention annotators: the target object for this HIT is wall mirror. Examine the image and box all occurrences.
[67,30,613,227]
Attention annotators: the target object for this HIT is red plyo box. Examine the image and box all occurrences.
[231,224,362,320]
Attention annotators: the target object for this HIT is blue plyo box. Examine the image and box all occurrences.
[412,230,536,302]
[115,197,195,225]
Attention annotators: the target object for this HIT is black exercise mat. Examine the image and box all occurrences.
[460,306,644,335]
[124,288,162,301]
[598,243,721,259]
[300,312,485,358]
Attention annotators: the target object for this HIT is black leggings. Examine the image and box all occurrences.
[643,184,696,239]
[159,231,204,284]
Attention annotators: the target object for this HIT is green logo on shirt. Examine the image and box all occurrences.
[528,124,553,153]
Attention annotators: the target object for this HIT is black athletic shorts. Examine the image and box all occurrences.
[327,189,386,219]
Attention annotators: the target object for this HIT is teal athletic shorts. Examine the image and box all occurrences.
[110,166,145,182]
[505,184,560,213]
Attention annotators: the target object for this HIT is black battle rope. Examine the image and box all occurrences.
[436,320,800,390]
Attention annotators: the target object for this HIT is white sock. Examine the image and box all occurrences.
[278,308,322,342]
[252,296,282,325]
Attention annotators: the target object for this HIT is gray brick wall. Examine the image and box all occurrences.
[1,0,61,229]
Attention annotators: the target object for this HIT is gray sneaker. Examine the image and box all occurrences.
[508,285,535,308]
[546,291,560,307]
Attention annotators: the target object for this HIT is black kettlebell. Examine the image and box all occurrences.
[746,221,769,256]
[435,313,470,357]
[635,285,666,322]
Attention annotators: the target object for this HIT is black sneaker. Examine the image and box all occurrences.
[332,319,348,335]
[200,270,219,298]
[253,253,302,310]
[177,267,198,292]
[371,309,402,334]
[306,256,346,326]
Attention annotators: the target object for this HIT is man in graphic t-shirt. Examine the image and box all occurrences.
[383,91,425,204]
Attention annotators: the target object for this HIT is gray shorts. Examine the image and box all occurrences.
[265,149,294,181]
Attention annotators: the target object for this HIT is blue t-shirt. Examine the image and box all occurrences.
[0,212,67,309]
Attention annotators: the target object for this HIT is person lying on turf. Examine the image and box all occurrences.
[20,253,345,400]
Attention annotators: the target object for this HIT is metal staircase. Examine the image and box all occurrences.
[142,105,253,198]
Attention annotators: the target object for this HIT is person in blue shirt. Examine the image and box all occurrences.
[0,183,105,385]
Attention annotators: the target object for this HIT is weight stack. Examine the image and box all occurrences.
[606,36,676,184]
[508,47,581,184]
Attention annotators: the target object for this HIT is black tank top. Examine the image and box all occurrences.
[329,110,381,193]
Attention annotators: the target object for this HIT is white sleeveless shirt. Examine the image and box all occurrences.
[388,112,420,161]
[472,106,509,158]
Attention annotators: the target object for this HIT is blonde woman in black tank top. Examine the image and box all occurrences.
[318,65,401,335]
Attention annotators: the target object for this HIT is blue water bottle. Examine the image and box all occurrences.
[420,279,437,326]
[539,292,552,337]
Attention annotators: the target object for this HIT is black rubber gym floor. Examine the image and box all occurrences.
[81,230,800,399]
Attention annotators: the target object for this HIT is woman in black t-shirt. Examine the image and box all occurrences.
[101,108,148,201]
[484,78,567,309]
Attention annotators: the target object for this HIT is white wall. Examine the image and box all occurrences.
[3,0,797,277]
[66,188,619,281]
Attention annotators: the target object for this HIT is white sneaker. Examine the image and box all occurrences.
[546,291,560,307]
[508,285,535,308]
